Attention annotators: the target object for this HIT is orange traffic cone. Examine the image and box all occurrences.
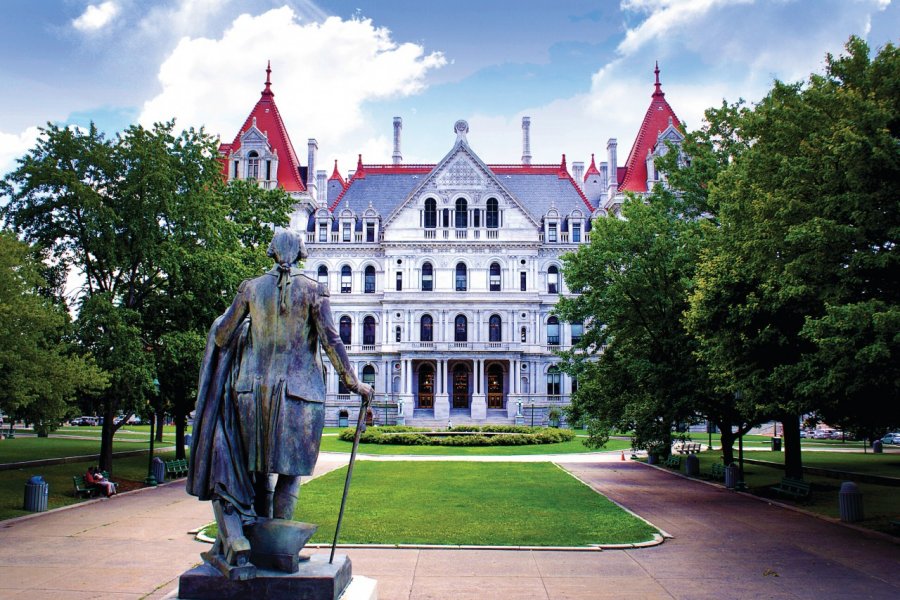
[620,450,625,461]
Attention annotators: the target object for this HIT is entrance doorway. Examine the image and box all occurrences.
[487,364,504,408]
[452,365,469,408]
[418,364,434,409]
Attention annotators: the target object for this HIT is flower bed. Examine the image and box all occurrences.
[338,425,575,446]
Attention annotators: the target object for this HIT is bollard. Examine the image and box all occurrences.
[838,481,863,522]
[684,454,700,477]
[724,463,739,489]
[24,475,49,512]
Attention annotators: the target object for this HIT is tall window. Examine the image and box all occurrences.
[548,266,559,294]
[424,198,437,229]
[455,315,468,342]
[420,315,433,342]
[547,367,561,396]
[486,198,499,228]
[342,222,351,242]
[317,265,328,287]
[366,222,375,242]
[489,314,502,342]
[455,263,467,291]
[362,365,375,391]
[520,271,527,291]
[339,316,352,345]
[319,224,328,242]
[247,151,260,179]
[572,223,581,243]
[363,316,376,345]
[364,266,375,293]
[520,326,527,343]
[455,198,468,229]
[395,326,401,342]
[570,321,583,344]
[265,160,272,180]
[395,271,402,291]
[547,317,560,346]
[421,262,433,291]
[341,265,352,293]
[548,223,557,243]
[489,262,501,292]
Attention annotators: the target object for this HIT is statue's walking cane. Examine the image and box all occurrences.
[330,390,370,564]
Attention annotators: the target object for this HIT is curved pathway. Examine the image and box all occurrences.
[0,454,896,599]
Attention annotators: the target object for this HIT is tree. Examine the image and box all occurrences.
[0,231,106,433]
[2,120,293,470]
[686,37,900,478]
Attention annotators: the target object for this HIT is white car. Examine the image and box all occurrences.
[881,433,900,445]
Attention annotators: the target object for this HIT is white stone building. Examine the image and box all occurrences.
[219,63,683,427]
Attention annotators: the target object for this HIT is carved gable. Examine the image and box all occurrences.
[436,156,484,188]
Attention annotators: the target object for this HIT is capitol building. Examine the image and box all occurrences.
[219,64,683,427]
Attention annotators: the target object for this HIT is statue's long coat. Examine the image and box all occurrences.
[187,267,358,510]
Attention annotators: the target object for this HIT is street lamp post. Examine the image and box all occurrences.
[145,378,160,486]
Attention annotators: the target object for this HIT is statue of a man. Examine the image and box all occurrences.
[187,228,372,573]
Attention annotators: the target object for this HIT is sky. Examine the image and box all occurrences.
[1,0,897,179]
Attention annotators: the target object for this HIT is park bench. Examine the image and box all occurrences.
[675,442,701,454]
[165,458,189,479]
[665,455,682,469]
[709,463,726,481]
[73,476,100,498]
[770,477,811,501]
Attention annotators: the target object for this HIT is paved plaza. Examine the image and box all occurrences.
[0,452,897,599]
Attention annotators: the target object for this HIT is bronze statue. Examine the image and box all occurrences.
[187,228,372,580]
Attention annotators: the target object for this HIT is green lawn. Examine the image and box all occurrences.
[744,450,900,478]
[0,450,183,521]
[295,462,658,546]
[0,437,168,463]
[319,432,630,455]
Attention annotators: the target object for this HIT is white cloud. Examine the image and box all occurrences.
[0,126,41,178]
[139,7,446,173]
[72,1,120,32]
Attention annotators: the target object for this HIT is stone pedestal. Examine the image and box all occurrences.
[178,554,352,600]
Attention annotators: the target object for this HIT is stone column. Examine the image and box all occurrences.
[434,358,450,419]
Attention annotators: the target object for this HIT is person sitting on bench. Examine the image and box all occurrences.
[85,466,116,497]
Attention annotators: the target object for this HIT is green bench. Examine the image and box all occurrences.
[770,477,811,501]
[665,455,682,469]
[165,458,189,479]
[73,476,100,498]
[709,463,726,481]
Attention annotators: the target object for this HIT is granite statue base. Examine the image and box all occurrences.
[178,554,352,600]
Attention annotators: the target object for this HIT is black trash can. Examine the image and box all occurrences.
[873,439,883,454]
[152,457,166,483]
[724,464,739,489]
[684,454,700,477]
[771,437,782,451]
[24,475,48,512]
[839,481,863,522]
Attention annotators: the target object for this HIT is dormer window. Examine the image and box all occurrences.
[572,223,581,243]
[366,221,375,242]
[342,222,351,242]
[318,223,328,242]
[247,151,260,180]
[548,223,558,243]
[486,198,499,228]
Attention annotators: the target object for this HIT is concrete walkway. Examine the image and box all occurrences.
[0,455,897,599]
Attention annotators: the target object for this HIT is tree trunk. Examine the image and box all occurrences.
[175,406,187,460]
[718,423,736,465]
[99,404,116,473]
[155,410,164,442]
[782,414,803,479]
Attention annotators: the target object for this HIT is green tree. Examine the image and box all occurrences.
[686,37,900,477]
[0,231,106,434]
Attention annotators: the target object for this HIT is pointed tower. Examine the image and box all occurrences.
[617,62,683,194]
[219,62,306,194]
[582,153,604,206]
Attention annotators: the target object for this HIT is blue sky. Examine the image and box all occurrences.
[1,0,897,177]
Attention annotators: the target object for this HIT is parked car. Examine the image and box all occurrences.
[813,429,833,439]
[72,416,98,426]
[881,433,900,445]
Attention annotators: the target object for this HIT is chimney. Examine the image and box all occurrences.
[316,170,327,205]
[307,138,318,198]
[521,117,532,165]
[606,138,618,199]
[572,162,584,190]
[392,117,403,165]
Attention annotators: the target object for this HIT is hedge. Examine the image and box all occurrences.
[337,425,575,446]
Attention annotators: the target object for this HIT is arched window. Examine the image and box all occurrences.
[570,321,584,344]
[363,316,376,345]
[362,365,375,391]
[364,265,375,293]
[455,315,468,342]
[317,265,328,287]
[424,198,437,229]
[339,316,352,345]
[341,265,352,293]
[455,198,468,229]
[548,265,559,294]
[421,262,433,291]
[420,315,433,342]
[547,316,560,346]
[489,262,501,291]
[547,366,561,396]
[489,314,502,342]
[486,198,499,228]
[455,262,467,291]
[247,150,260,180]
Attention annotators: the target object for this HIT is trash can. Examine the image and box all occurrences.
[838,481,863,522]
[647,453,658,465]
[184,433,192,448]
[684,454,700,477]
[872,439,883,454]
[152,457,166,483]
[724,463,739,489]
[771,437,782,451]
[24,475,48,512]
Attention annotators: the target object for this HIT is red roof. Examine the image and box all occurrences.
[619,63,681,193]
[329,159,347,186]
[584,153,600,181]
[222,63,306,193]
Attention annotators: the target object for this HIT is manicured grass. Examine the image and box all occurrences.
[0,437,166,463]
[293,461,658,546]
[744,450,900,479]
[0,449,183,521]
[319,432,630,455]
